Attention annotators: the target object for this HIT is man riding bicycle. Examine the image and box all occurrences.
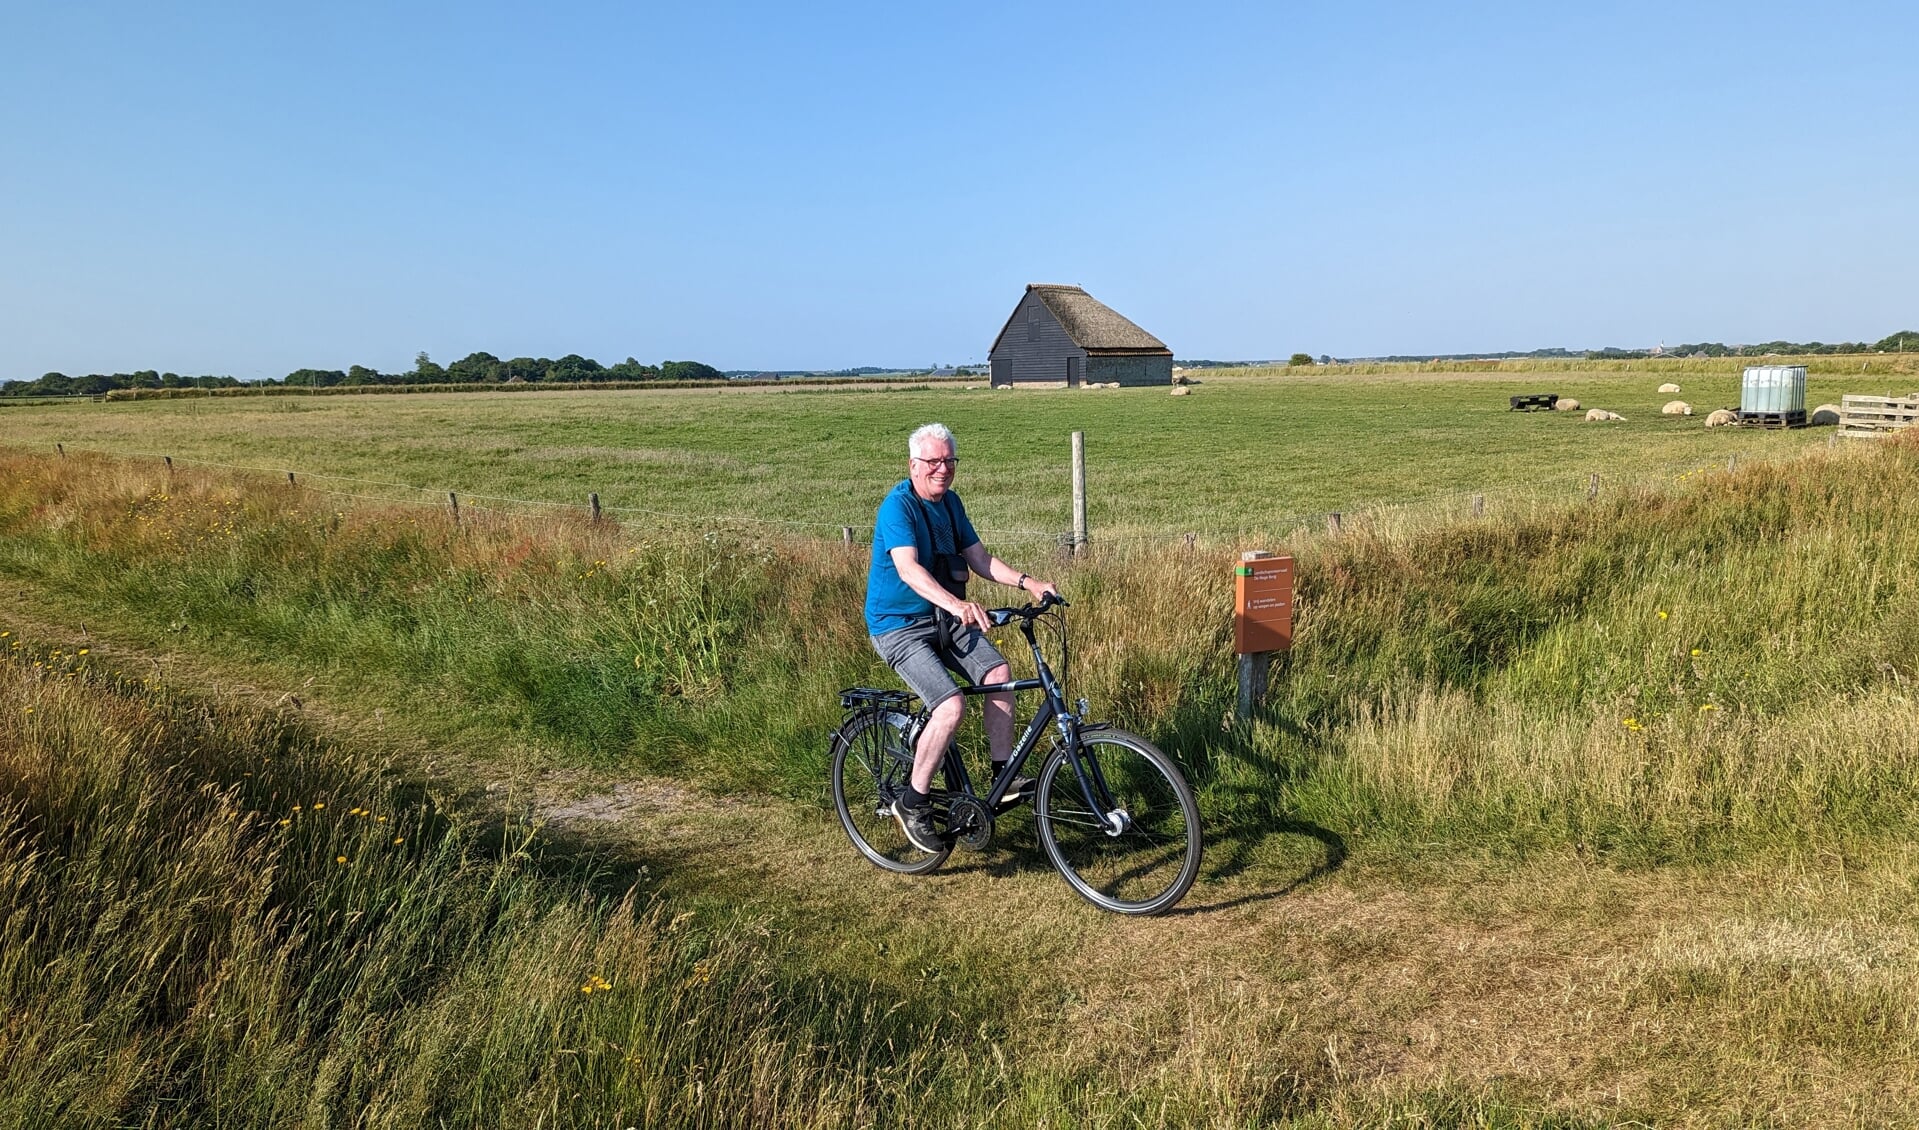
[866,423,1059,853]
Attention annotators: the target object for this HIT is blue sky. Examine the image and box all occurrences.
[3,1,1914,379]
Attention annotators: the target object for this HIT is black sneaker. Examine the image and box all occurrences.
[994,766,1036,803]
[890,799,946,853]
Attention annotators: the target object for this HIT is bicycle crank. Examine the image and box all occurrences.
[945,796,995,852]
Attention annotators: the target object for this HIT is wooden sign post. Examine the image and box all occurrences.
[1234,551,1294,721]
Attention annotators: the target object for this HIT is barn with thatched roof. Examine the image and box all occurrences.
[988,284,1172,387]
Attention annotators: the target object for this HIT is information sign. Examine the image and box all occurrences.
[1233,553,1293,654]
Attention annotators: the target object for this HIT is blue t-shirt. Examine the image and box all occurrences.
[864,480,981,635]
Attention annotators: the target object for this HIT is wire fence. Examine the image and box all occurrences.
[28,435,1849,555]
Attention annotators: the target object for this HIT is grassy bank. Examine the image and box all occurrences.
[0,638,986,1127]
[2,435,1917,867]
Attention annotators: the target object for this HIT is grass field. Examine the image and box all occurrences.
[0,366,1865,546]
[6,368,1919,1124]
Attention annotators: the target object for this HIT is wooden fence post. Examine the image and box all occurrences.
[1586,473,1599,502]
[1070,431,1087,554]
[1183,532,1197,551]
[1326,512,1342,535]
[448,491,460,525]
[1238,651,1271,722]
[589,492,601,524]
[286,471,295,485]
[1727,454,1738,473]
[841,526,854,547]
[55,443,64,458]
[1472,494,1484,518]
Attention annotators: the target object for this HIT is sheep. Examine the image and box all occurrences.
[1658,382,1682,394]
[1705,409,1737,427]
[1170,386,1191,397]
[1584,408,1626,422]
[1662,400,1693,416]
[1811,403,1842,425]
[1554,398,1581,411]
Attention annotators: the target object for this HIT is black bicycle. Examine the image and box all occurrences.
[829,594,1202,916]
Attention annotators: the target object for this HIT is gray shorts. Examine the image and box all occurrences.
[870,614,1009,711]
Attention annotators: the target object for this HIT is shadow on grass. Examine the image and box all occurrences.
[1172,817,1346,915]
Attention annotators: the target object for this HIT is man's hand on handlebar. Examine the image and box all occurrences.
[951,599,995,632]
[1023,576,1061,603]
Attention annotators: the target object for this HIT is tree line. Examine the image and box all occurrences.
[1357,331,1919,365]
[2,352,725,398]
[1588,331,1919,360]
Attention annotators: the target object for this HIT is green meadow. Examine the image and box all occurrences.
[0,364,1863,545]
[5,364,1919,1125]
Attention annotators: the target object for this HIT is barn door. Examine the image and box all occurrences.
[1066,356,1081,388]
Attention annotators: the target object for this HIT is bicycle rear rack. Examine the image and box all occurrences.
[838,687,918,713]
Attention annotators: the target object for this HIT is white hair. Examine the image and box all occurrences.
[908,422,956,458]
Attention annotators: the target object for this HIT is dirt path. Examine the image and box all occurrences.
[519,762,1919,1123]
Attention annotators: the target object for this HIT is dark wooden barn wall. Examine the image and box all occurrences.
[989,290,1086,386]
[1086,355,1174,386]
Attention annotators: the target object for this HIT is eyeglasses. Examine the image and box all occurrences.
[913,456,959,469]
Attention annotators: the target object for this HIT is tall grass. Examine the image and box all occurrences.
[0,638,1045,1127]
[2,437,1918,866]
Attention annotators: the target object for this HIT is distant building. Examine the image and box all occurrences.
[988,284,1172,387]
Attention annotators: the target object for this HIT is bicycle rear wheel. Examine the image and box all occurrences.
[830,711,950,874]
[1035,729,1201,915]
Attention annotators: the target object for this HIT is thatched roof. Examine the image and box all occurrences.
[995,284,1171,356]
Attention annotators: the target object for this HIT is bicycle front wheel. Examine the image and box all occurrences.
[830,711,950,875]
[1035,730,1201,915]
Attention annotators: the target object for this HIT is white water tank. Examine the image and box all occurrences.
[1740,365,1806,415]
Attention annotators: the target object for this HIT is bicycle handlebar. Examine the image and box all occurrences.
[987,591,1068,626]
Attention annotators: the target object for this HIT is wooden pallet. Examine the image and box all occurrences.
[1509,393,1558,411]
[1735,409,1807,429]
[1838,393,1919,439]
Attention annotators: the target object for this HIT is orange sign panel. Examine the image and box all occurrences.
[1234,555,1294,654]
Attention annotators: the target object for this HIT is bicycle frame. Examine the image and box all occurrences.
[921,605,1121,823]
